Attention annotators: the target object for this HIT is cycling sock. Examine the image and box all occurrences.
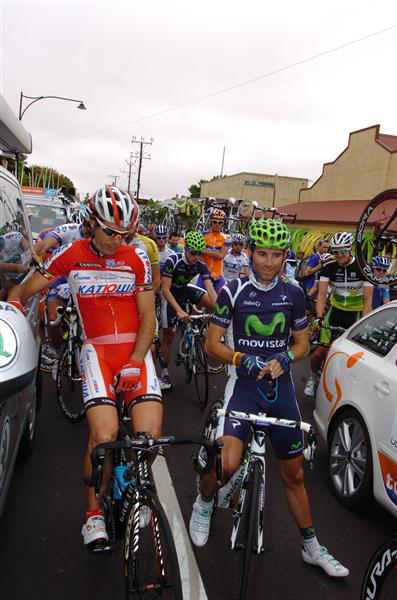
[86,508,104,521]
[161,367,169,378]
[300,525,316,540]
[301,529,319,554]
[198,493,214,506]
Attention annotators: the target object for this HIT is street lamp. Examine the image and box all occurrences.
[19,91,87,120]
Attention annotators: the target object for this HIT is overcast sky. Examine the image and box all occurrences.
[1,0,396,199]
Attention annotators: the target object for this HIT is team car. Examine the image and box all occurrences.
[314,300,397,517]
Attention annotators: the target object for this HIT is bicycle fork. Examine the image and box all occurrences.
[231,430,266,554]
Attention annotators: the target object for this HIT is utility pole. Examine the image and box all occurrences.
[108,174,120,186]
[131,136,154,202]
[220,146,226,177]
[124,153,136,193]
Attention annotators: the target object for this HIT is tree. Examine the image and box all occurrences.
[14,160,74,189]
[188,179,208,198]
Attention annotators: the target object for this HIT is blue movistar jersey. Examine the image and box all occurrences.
[162,252,210,291]
[210,274,308,379]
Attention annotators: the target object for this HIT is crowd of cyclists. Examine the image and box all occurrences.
[5,183,393,582]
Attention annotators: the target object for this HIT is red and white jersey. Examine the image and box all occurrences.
[43,239,152,345]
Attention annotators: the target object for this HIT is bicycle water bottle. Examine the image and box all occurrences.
[113,465,130,500]
[217,458,246,508]
[186,331,193,349]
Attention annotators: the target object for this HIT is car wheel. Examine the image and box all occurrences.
[327,408,373,508]
[17,385,38,463]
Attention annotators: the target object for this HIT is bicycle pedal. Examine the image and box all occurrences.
[88,540,113,554]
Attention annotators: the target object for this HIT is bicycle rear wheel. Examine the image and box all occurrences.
[56,344,85,423]
[124,489,182,599]
[236,461,262,600]
[193,337,209,409]
[360,534,397,600]
[355,189,397,285]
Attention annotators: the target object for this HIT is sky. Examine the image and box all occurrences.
[1,0,397,200]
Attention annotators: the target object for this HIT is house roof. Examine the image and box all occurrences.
[377,133,397,152]
[283,198,397,227]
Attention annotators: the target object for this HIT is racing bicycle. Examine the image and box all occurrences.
[361,533,397,599]
[52,298,85,423]
[174,304,210,409]
[355,188,397,285]
[195,400,317,600]
[85,391,222,599]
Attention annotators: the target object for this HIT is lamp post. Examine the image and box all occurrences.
[19,91,87,120]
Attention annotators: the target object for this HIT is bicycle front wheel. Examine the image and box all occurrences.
[199,320,226,374]
[56,344,85,423]
[361,534,397,600]
[124,489,183,600]
[236,461,262,600]
[193,337,209,409]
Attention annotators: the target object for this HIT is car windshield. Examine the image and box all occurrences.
[25,203,67,238]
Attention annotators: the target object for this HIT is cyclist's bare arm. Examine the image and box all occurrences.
[152,264,160,295]
[202,244,229,260]
[202,278,217,307]
[7,270,53,304]
[205,323,237,365]
[161,276,187,319]
[258,327,310,380]
[362,285,373,316]
[316,279,329,317]
[129,290,156,363]
[243,266,250,277]
[34,235,58,258]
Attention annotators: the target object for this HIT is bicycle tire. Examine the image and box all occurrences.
[193,337,209,409]
[236,461,261,600]
[355,189,397,285]
[199,321,226,374]
[56,344,85,423]
[124,488,183,600]
[360,534,397,600]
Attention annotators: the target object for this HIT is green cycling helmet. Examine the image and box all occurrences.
[185,231,206,252]
[248,218,290,250]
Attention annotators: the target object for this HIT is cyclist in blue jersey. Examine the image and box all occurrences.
[189,218,349,578]
[371,256,391,309]
[159,231,217,390]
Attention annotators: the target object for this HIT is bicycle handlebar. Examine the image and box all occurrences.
[49,303,76,326]
[84,436,223,496]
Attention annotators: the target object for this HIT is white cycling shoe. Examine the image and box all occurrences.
[302,544,349,577]
[304,374,318,397]
[82,515,109,551]
[189,495,214,547]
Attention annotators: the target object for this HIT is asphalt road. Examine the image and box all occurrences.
[0,356,394,600]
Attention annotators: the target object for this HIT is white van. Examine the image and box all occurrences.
[0,94,41,516]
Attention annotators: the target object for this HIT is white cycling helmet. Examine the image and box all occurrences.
[330,231,354,251]
[320,252,334,265]
[231,232,245,243]
[90,185,139,229]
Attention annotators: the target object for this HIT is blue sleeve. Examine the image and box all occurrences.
[197,260,210,280]
[290,284,308,330]
[162,256,175,278]
[210,286,233,328]
[307,253,319,268]
[383,286,390,300]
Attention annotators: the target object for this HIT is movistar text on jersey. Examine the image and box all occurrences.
[238,338,287,349]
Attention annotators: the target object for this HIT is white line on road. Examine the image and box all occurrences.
[152,456,208,600]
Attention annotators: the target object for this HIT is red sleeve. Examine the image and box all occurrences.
[42,243,73,280]
[132,247,153,292]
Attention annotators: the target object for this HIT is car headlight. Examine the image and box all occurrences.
[0,319,18,368]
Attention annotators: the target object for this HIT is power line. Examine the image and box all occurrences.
[36,24,396,149]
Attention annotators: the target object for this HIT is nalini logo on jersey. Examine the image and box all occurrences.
[78,283,135,295]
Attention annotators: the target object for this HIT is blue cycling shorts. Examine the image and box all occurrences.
[216,375,304,460]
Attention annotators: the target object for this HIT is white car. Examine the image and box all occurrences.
[314,302,397,517]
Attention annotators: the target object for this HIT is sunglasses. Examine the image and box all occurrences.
[333,249,349,255]
[373,268,388,273]
[212,220,224,225]
[96,217,132,240]
[186,250,202,256]
[155,235,168,241]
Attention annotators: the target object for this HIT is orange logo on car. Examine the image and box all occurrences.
[322,351,364,420]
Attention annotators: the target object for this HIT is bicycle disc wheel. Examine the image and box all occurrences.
[236,461,261,600]
[56,345,85,423]
[199,320,226,374]
[355,189,397,285]
[193,337,209,409]
[124,489,183,600]
[361,535,397,600]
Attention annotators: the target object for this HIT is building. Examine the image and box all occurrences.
[200,172,308,209]
[284,125,397,231]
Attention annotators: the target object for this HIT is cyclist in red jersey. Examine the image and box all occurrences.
[8,185,161,551]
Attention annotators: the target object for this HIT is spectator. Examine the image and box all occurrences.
[303,240,330,296]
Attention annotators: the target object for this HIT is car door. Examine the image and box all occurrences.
[347,305,397,510]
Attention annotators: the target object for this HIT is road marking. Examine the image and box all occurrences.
[152,456,208,600]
